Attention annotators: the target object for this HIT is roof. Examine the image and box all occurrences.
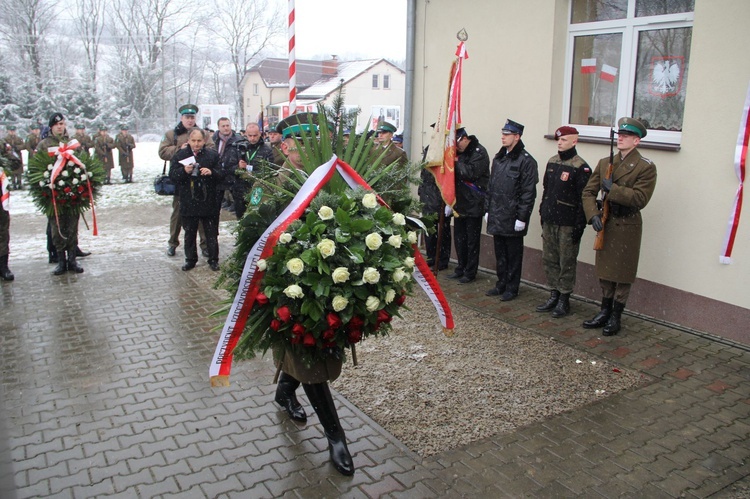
[298,59,404,99]
[249,58,326,87]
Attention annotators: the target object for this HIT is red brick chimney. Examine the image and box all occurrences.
[322,55,338,76]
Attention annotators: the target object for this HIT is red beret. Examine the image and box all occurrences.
[554,126,579,138]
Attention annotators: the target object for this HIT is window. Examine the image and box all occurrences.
[566,0,694,144]
[383,75,390,89]
[253,83,259,96]
[372,74,379,89]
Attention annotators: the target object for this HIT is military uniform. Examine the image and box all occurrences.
[93,128,115,184]
[24,126,41,158]
[2,127,25,189]
[581,117,657,335]
[115,126,136,182]
[73,125,94,155]
[373,121,408,172]
[0,169,14,280]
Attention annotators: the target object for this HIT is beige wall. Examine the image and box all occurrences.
[410,1,750,312]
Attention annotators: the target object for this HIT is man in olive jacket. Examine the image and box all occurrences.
[448,127,489,284]
[581,117,657,336]
[485,119,538,301]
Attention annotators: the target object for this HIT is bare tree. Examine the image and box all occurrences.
[209,0,284,125]
[74,0,106,86]
[0,0,56,91]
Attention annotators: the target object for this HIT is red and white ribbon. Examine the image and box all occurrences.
[47,139,99,236]
[288,0,296,116]
[720,82,749,264]
[210,156,455,386]
[0,170,9,211]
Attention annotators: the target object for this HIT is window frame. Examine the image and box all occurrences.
[383,74,390,90]
[563,3,694,145]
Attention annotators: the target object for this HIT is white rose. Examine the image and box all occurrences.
[362,267,380,284]
[392,213,406,226]
[332,267,350,283]
[317,238,336,259]
[43,171,50,178]
[332,295,349,312]
[283,284,304,299]
[362,193,378,209]
[74,168,81,174]
[392,268,407,283]
[279,232,292,244]
[407,231,418,244]
[318,206,334,220]
[80,175,87,181]
[385,289,396,304]
[388,235,402,248]
[286,258,304,275]
[366,295,380,312]
[72,178,79,185]
[39,180,46,187]
[404,257,415,269]
[62,170,69,177]
[67,161,75,167]
[365,232,382,250]
[47,164,53,171]
[87,172,93,178]
[57,180,65,186]
[257,259,267,271]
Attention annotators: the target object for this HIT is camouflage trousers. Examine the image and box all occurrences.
[541,223,581,294]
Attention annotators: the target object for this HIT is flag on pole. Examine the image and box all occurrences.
[425,41,468,208]
[581,58,597,74]
[600,64,618,83]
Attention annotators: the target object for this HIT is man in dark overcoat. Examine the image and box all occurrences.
[581,117,657,335]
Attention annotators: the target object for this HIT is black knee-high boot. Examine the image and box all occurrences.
[275,372,307,422]
[303,383,354,476]
[53,251,67,275]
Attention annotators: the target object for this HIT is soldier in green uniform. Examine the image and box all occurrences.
[115,124,136,183]
[93,125,115,184]
[373,121,408,171]
[0,168,14,280]
[159,104,213,257]
[536,126,591,318]
[24,124,41,159]
[581,117,657,336]
[2,125,25,189]
[73,124,94,155]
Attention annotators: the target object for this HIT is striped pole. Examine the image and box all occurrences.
[288,0,296,116]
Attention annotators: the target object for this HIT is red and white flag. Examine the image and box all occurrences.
[425,41,468,208]
[581,58,597,74]
[600,64,618,83]
[0,170,9,211]
[720,81,749,264]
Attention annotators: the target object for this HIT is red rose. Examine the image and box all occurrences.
[349,316,364,329]
[395,294,407,306]
[276,306,292,323]
[326,312,341,329]
[77,186,85,193]
[269,319,281,331]
[64,187,71,193]
[323,329,336,341]
[323,341,336,348]
[303,333,316,347]
[376,310,392,324]
[290,335,301,344]
[256,293,269,306]
[348,330,362,344]
[292,323,306,336]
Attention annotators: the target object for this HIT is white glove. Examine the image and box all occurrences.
[514,220,526,232]
[484,213,488,223]
[444,205,453,217]
[245,163,253,172]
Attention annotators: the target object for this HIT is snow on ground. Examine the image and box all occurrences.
[8,142,238,261]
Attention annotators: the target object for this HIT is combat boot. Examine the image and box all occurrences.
[603,301,625,336]
[67,252,84,273]
[274,372,307,422]
[0,254,14,281]
[303,383,354,476]
[551,293,571,318]
[535,290,560,312]
[582,297,613,328]
[53,252,68,275]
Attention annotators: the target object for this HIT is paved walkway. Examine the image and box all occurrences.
[1,251,749,498]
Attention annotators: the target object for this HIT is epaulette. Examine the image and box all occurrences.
[641,157,653,165]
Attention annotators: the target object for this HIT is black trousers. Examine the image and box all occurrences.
[492,235,525,294]
[425,212,451,267]
[183,216,218,264]
[454,216,482,279]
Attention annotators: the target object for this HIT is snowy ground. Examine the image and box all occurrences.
[7,142,237,261]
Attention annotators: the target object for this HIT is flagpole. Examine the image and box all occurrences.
[288,0,297,116]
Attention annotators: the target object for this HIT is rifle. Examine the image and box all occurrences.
[593,128,615,251]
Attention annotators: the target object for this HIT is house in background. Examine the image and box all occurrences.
[241,56,405,132]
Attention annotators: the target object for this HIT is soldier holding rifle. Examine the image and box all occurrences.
[115,124,136,183]
[581,117,657,336]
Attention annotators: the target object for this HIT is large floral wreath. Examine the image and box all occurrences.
[26,143,105,217]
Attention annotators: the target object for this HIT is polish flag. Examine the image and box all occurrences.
[601,64,618,82]
[581,58,597,74]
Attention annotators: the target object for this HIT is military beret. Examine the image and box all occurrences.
[48,112,65,128]
[502,119,524,135]
[377,121,397,134]
[98,125,108,131]
[120,124,129,130]
[617,117,647,138]
[455,127,468,140]
[179,104,199,115]
[554,126,579,138]
[6,125,16,131]
[30,124,40,130]
[276,112,321,139]
[75,123,85,129]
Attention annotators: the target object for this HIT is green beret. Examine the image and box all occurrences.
[377,121,397,134]
[618,117,647,138]
[120,124,129,130]
[75,124,85,129]
[6,125,16,131]
[276,112,321,139]
[179,104,199,115]
[30,124,40,130]
[98,125,108,131]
